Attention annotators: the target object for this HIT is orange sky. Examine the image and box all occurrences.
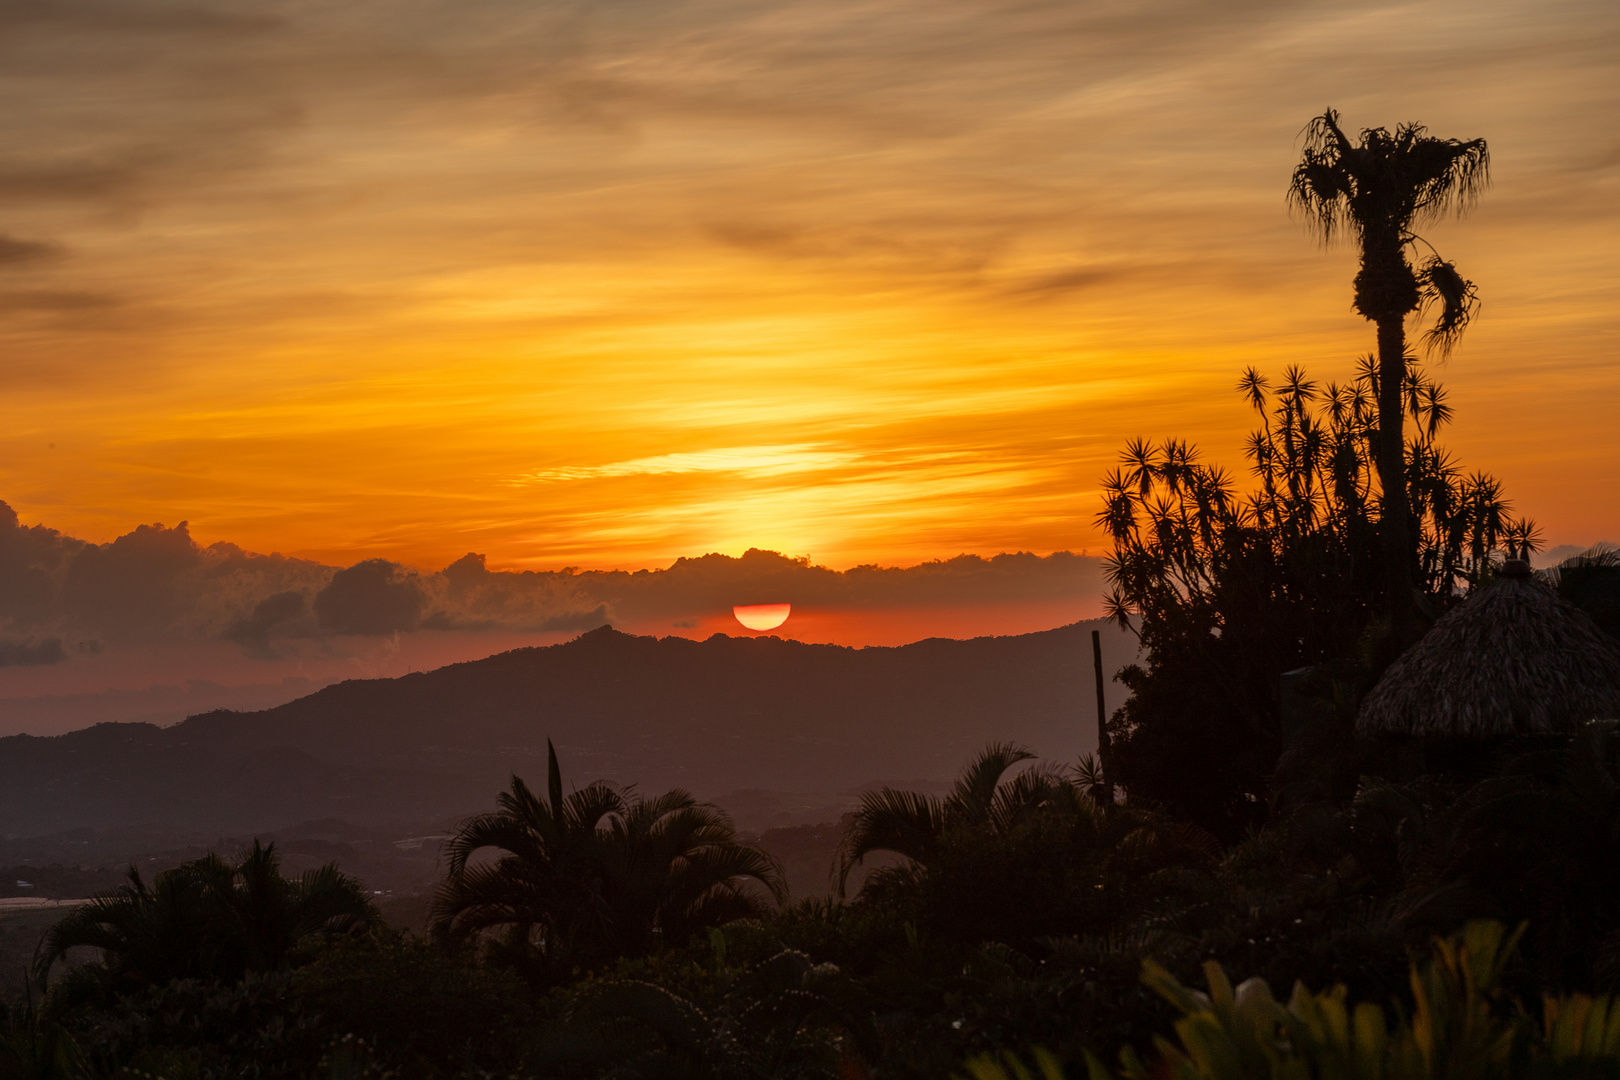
[0,0,1615,573]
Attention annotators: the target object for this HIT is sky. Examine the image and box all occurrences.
[0,0,1615,729]
[0,0,1614,575]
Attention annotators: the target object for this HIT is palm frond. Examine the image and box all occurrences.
[948,742,1037,824]
[835,788,946,894]
[1419,257,1480,355]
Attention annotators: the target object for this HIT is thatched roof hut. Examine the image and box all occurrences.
[1357,561,1620,738]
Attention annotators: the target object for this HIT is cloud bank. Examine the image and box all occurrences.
[0,501,1105,663]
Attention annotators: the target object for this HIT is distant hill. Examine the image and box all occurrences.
[0,622,1134,838]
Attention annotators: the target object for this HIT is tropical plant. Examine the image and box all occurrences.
[0,1000,88,1080]
[1096,363,1535,834]
[834,744,1222,952]
[1352,723,1620,989]
[835,743,1070,895]
[1289,110,1490,623]
[1539,544,1620,640]
[964,921,1620,1080]
[34,841,375,995]
[538,947,873,1080]
[430,740,785,980]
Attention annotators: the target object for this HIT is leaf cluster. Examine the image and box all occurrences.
[431,740,786,983]
[34,841,376,999]
[1094,362,1536,834]
[967,920,1620,1080]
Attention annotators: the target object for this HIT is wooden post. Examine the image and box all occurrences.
[1091,629,1114,801]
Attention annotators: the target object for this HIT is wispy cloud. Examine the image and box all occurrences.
[515,444,865,483]
[0,0,1612,568]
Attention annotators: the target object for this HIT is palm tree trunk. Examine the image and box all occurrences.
[1356,224,1420,643]
[1375,313,1412,636]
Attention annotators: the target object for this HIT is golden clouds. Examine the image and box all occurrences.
[0,0,1614,568]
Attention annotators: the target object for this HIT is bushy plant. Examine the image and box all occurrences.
[36,841,376,998]
[64,973,319,1080]
[965,921,1620,1080]
[537,943,873,1080]
[431,740,785,983]
[1097,363,1536,836]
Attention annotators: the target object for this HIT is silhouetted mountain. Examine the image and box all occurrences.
[0,622,1133,838]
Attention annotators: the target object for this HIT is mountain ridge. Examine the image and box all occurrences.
[0,621,1134,837]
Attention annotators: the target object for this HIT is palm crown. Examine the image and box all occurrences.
[1289,109,1489,631]
[836,742,1076,895]
[34,840,375,992]
[1289,109,1489,347]
[431,740,785,979]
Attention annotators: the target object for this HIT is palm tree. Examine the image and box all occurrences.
[598,789,787,956]
[430,740,784,978]
[835,742,1072,895]
[1289,109,1489,627]
[34,841,375,992]
[431,742,626,974]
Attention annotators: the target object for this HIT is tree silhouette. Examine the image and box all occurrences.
[1097,363,1534,834]
[1289,109,1489,630]
[431,740,784,980]
[34,841,375,993]
[836,742,1071,895]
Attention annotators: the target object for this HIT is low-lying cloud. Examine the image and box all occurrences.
[0,500,1104,660]
[0,638,65,667]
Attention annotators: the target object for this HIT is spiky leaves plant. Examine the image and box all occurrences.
[431,745,625,977]
[1290,110,1489,627]
[1096,363,1534,832]
[431,740,783,980]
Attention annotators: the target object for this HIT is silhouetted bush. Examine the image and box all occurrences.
[1097,366,1536,837]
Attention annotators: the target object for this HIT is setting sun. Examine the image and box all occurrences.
[734,604,793,631]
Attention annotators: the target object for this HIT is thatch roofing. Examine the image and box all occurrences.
[1357,562,1620,738]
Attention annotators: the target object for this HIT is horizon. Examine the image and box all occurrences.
[0,499,1122,735]
[0,494,1609,738]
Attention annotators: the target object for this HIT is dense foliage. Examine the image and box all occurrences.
[1096,362,1536,835]
[430,740,785,983]
[1,722,1616,1079]
[35,841,375,999]
[969,921,1620,1080]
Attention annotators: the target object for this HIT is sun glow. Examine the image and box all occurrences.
[0,0,1613,569]
[733,603,792,631]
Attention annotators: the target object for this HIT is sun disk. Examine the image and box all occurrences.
[733,603,791,631]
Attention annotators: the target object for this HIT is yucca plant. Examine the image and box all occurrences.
[1289,110,1490,623]
[1096,361,1536,833]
